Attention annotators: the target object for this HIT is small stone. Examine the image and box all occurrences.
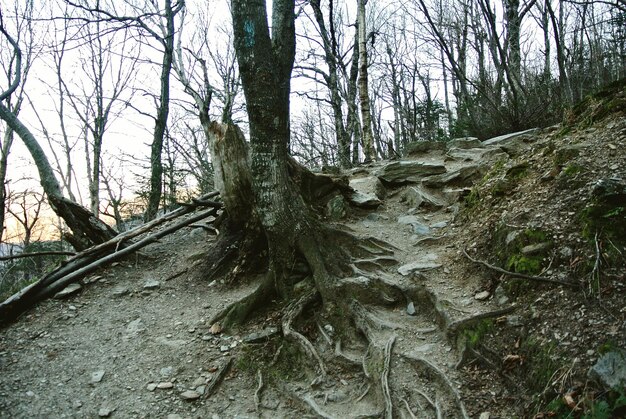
[242,327,280,343]
[143,279,161,290]
[220,345,230,352]
[157,382,174,389]
[98,407,114,417]
[195,385,206,395]
[68,305,77,311]
[167,415,183,419]
[26,390,35,397]
[160,366,174,377]
[588,349,626,389]
[146,383,157,392]
[54,283,82,299]
[91,370,105,383]
[73,400,83,409]
[474,291,490,301]
[180,390,201,400]
[431,221,448,229]
[406,302,416,316]
[111,285,129,297]
[507,315,524,327]
[479,413,490,419]
[521,242,552,256]
[192,377,205,387]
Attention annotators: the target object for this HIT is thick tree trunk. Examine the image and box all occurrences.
[0,102,117,250]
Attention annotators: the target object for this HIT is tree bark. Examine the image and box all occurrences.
[357,0,375,162]
[144,0,176,222]
[0,102,117,249]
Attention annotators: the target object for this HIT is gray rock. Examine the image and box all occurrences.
[376,161,446,184]
[350,176,386,200]
[192,377,205,387]
[494,285,510,305]
[54,283,82,299]
[91,370,105,383]
[431,221,448,229]
[98,407,114,417]
[398,254,441,276]
[243,327,280,344]
[160,366,174,377]
[167,415,183,419]
[146,383,157,392]
[143,279,161,290]
[474,291,490,301]
[326,195,347,220]
[180,390,201,400]
[405,140,446,155]
[348,191,381,208]
[479,413,491,419]
[402,186,446,209]
[448,137,482,149]
[195,385,206,395]
[589,349,626,389]
[521,242,552,256]
[422,165,484,188]
[111,285,129,297]
[483,128,538,145]
[157,382,174,389]
[506,315,524,327]
[406,302,416,316]
[125,318,145,336]
[398,215,420,225]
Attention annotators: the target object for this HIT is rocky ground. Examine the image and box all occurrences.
[1,88,625,418]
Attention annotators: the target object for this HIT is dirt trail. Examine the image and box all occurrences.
[0,132,568,418]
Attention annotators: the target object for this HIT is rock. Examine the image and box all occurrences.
[474,291,490,301]
[398,254,441,276]
[157,382,174,389]
[348,191,381,208]
[397,215,431,235]
[397,215,420,225]
[98,407,114,417]
[220,345,230,352]
[364,213,388,222]
[243,327,280,344]
[54,283,82,299]
[350,176,386,200]
[422,165,484,188]
[125,318,145,336]
[588,349,626,390]
[91,370,105,383]
[494,285,509,305]
[146,383,157,392]
[192,377,206,388]
[521,242,552,256]
[195,385,206,395]
[448,137,482,149]
[402,186,446,209]
[553,144,585,166]
[180,390,201,400]
[406,302,416,316]
[73,400,83,409]
[376,161,446,184]
[326,195,347,220]
[404,140,446,155]
[155,337,187,348]
[483,128,538,146]
[111,285,129,297]
[506,315,524,327]
[160,366,174,377]
[479,412,491,419]
[559,247,573,259]
[26,390,35,397]
[167,415,183,419]
[143,279,161,290]
[431,221,448,229]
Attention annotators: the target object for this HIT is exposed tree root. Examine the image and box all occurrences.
[463,249,580,288]
[381,335,396,419]
[446,306,516,343]
[282,289,326,378]
[254,369,263,412]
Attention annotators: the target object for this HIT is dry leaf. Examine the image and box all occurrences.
[209,323,222,335]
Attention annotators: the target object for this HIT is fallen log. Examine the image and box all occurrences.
[0,198,221,326]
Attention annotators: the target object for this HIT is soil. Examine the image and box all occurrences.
[1,108,625,418]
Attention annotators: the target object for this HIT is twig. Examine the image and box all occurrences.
[381,335,396,419]
[463,249,579,288]
[254,369,263,412]
[355,384,371,402]
[590,231,602,297]
[0,251,76,261]
[415,389,436,410]
[302,395,335,419]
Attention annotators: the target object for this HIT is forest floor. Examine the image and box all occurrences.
[1,95,625,418]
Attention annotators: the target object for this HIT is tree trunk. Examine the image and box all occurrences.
[357,0,375,162]
[0,102,117,250]
[144,0,176,222]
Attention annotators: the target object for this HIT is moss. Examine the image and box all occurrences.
[562,164,584,176]
[506,254,542,275]
[462,319,494,349]
[493,226,551,278]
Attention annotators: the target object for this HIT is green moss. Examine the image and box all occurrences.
[562,164,584,176]
[506,254,542,275]
[462,319,494,349]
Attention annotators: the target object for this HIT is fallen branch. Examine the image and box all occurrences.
[203,356,233,399]
[0,207,218,324]
[254,369,264,412]
[462,249,579,288]
[0,251,76,261]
